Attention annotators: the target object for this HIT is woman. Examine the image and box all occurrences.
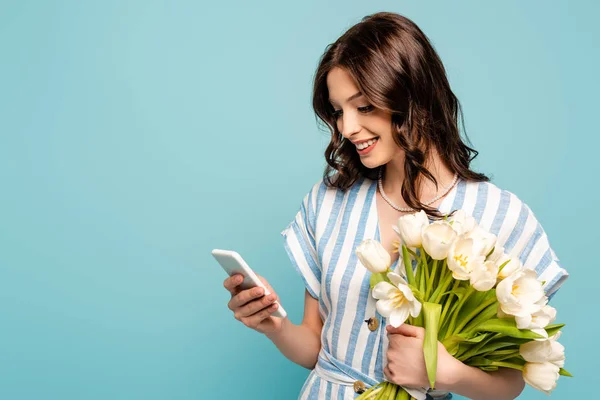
[223,12,568,400]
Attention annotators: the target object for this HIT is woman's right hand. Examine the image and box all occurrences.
[223,273,285,335]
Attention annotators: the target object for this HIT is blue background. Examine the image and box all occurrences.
[1,1,596,399]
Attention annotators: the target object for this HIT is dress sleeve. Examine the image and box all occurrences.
[502,198,569,301]
[280,188,321,300]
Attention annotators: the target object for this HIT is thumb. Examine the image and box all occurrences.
[386,323,423,338]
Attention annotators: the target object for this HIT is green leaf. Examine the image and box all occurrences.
[456,333,498,361]
[497,259,511,273]
[369,272,388,288]
[423,302,442,389]
[456,290,492,322]
[402,245,416,287]
[490,360,525,371]
[545,323,565,337]
[487,348,521,361]
[479,365,499,372]
[559,368,573,377]
[467,356,493,367]
[454,295,498,335]
[474,319,546,339]
[475,340,525,356]
[462,303,500,334]
[395,388,410,400]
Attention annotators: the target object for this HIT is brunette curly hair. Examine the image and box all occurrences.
[312,12,489,217]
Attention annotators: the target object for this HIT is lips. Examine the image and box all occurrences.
[356,138,379,155]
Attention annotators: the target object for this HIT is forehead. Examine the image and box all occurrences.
[326,67,361,104]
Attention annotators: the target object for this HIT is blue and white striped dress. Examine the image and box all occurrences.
[280,175,568,399]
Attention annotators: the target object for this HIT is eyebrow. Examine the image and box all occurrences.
[329,91,363,106]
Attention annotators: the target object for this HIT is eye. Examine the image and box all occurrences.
[332,105,374,120]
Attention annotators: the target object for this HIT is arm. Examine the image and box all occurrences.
[439,363,525,400]
[265,289,323,369]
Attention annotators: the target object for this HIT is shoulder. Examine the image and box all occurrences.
[303,174,372,211]
[463,179,558,258]
[460,179,540,227]
[465,180,567,298]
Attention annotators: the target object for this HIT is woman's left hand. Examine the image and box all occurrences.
[384,324,462,390]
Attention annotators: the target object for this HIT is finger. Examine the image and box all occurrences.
[241,302,279,327]
[258,275,277,297]
[236,293,278,318]
[386,323,424,338]
[228,286,266,310]
[383,365,393,381]
[223,274,244,294]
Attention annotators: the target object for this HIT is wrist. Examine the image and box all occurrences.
[265,317,290,341]
[436,357,468,392]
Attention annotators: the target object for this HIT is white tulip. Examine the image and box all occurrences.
[495,254,523,281]
[372,272,422,328]
[523,362,560,394]
[447,237,485,281]
[496,269,545,317]
[487,245,505,262]
[520,331,565,368]
[392,210,429,248]
[464,226,497,257]
[497,305,511,319]
[515,297,556,339]
[448,209,477,236]
[470,260,499,291]
[356,239,391,274]
[487,246,523,280]
[421,221,457,260]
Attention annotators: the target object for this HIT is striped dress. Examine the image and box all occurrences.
[280,175,568,400]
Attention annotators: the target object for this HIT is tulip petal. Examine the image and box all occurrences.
[387,272,408,287]
[389,306,410,328]
[372,282,396,300]
[376,299,395,317]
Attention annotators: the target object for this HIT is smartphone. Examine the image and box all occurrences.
[211,248,287,318]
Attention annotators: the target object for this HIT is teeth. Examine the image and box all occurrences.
[357,138,378,150]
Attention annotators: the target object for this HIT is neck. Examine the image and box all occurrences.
[381,148,455,205]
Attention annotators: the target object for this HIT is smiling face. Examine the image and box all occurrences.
[326,66,400,169]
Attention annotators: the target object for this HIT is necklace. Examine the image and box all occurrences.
[377,167,459,212]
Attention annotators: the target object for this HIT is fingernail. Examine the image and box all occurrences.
[254,288,263,296]
[268,294,275,301]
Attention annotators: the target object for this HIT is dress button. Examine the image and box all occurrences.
[365,317,379,331]
[353,380,366,394]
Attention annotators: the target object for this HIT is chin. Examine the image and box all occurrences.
[360,157,381,170]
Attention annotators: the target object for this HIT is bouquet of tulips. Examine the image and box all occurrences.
[354,210,571,400]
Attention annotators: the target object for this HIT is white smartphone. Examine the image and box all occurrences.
[212,248,287,319]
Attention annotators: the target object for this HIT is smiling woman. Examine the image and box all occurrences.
[224,10,569,400]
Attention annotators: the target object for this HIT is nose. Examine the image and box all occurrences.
[340,111,361,139]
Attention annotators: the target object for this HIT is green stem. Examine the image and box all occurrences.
[462,302,499,335]
[419,249,427,296]
[438,279,460,333]
[490,361,524,371]
[426,259,438,300]
[395,388,410,400]
[446,284,475,336]
[430,266,454,304]
[453,296,497,335]
[402,245,416,287]
[406,247,417,258]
